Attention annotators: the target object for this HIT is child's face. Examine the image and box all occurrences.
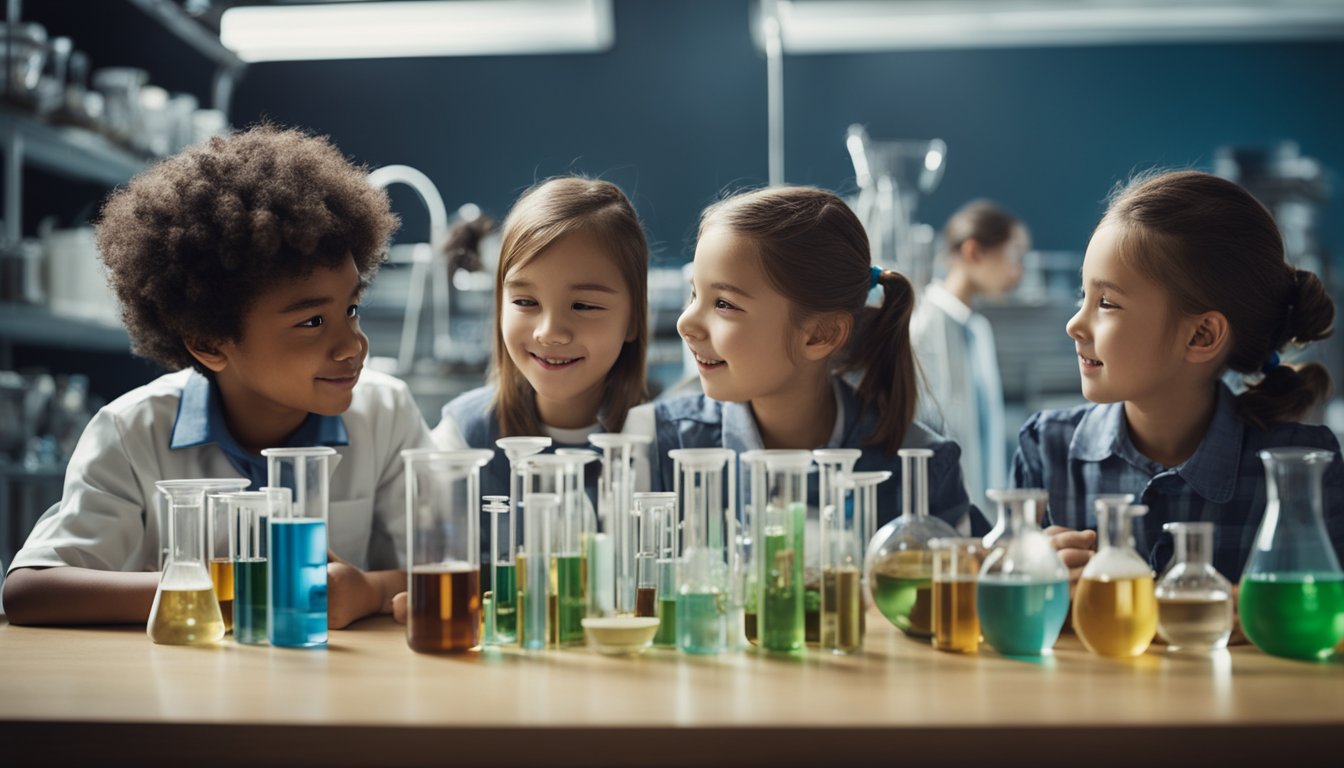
[970,227,1029,297]
[500,231,636,429]
[208,256,368,419]
[678,225,810,404]
[1067,223,1188,405]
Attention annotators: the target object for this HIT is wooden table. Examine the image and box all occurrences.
[1,612,1340,767]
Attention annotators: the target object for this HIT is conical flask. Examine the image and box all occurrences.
[976,488,1070,656]
[149,480,231,645]
[1156,522,1233,653]
[1239,448,1344,660]
[865,448,958,638]
[1073,498,1156,658]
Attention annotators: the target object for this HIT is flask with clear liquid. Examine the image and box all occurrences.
[1239,448,1344,661]
[976,488,1070,656]
[1155,522,1233,653]
[148,480,230,645]
[865,448,957,638]
[1073,498,1157,658]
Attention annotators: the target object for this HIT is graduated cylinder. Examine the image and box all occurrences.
[743,450,810,653]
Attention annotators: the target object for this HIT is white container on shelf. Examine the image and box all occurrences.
[42,225,119,325]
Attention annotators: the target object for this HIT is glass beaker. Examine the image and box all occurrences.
[1156,522,1233,653]
[669,448,735,655]
[1240,448,1344,660]
[148,480,228,645]
[262,447,335,649]
[976,488,1070,657]
[823,470,890,654]
[231,489,278,645]
[519,489,557,651]
[634,492,677,623]
[590,433,651,616]
[403,448,493,654]
[482,495,514,645]
[742,450,810,653]
[1073,499,1156,658]
[930,537,983,653]
[866,448,958,638]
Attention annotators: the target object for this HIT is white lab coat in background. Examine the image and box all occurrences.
[910,282,1005,515]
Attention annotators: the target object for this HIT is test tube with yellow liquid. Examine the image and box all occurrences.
[825,470,890,654]
[205,488,247,632]
[930,538,984,653]
[1073,498,1157,658]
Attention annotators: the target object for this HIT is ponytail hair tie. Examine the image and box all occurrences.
[1262,352,1281,375]
[870,265,883,289]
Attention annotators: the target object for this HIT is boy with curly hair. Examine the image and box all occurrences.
[3,125,434,629]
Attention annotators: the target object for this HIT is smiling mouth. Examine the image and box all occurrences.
[693,352,725,368]
[531,352,583,369]
[1079,354,1102,366]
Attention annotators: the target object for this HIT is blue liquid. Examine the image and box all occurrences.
[268,519,328,648]
[234,557,268,645]
[677,591,727,655]
[977,578,1070,656]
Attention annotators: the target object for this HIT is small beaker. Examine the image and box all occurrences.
[263,447,335,649]
[823,470,890,654]
[230,490,277,645]
[149,480,228,645]
[1156,522,1233,653]
[931,537,984,654]
[1073,498,1156,658]
[742,449,810,653]
[403,449,493,653]
[669,448,736,655]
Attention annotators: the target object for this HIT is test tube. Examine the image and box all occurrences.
[814,448,864,544]
[652,493,681,647]
[590,434,652,616]
[742,450,811,653]
[402,448,493,654]
[230,490,274,645]
[633,492,676,624]
[206,492,237,632]
[537,451,598,645]
[519,487,556,651]
[930,537,984,654]
[669,448,736,655]
[496,437,551,646]
[262,447,336,649]
[828,470,891,654]
[482,495,514,646]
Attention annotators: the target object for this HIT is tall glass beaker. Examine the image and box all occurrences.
[669,448,735,655]
[1240,448,1344,660]
[1156,522,1233,653]
[403,449,493,653]
[644,492,681,648]
[519,490,557,651]
[149,480,229,645]
[590,434,651,617]
[811,449,862,642]
[742,450,810,653]
[1073,498,1156,658]
[976,488,1069,657]
[200,479,250,632]
[231,490,277,645]
[930,537,983,653]
[497,437,551,646]
[866,449,957,638]
[824,470,889,654]
[262,447,335,649]
[526,452,597,646]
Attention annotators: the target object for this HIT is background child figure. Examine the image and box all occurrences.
[912,200,1030,514]
[1015,170,1344,582]
[629,186,983,533]
[3,125,434,627]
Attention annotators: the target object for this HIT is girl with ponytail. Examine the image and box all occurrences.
[626,186,982,532]
[1015,170,1344,581]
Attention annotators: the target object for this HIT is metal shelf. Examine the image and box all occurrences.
[0,106,147,187]
[125,0,245,73]
[0,302,129,352]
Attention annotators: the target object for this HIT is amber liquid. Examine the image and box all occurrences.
[821,566,862,652]
[1074,576,1157,657]
[636,586,658,618]
[147,587,226,645]
[932,578,979,653]
[407,565,481,653]
[208,558,234,631]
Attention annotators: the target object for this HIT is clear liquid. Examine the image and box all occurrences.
[932,578,979,653]
[1239,573,1344,660]
[976,578,1070,656]
[269,519,328,648]
[1073,576,1157,658]
[872,550,933,638]
[233,557,268,645]
[209,558,234,632]
[821,566,862,653]
[408,564,481,653]
[1157,595,1233,652]
[760,526,803,652]
[148,587,226,646]
[677,591,726,655]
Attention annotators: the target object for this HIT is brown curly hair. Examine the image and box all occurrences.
[96,124,399,373]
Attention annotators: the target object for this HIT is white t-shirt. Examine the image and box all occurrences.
[8,369,434,574]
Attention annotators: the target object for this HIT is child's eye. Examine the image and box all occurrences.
[347,304,360,318]
[714,298,739,311]
[573,302,604,311]
[1098,298,1118,310]
[511,298,537,308]
[297,315,324,328]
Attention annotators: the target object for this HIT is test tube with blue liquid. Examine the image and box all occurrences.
[669,448,736,655]
[262,446,335,649]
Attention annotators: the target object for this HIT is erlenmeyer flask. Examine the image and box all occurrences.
[1156,522,1233,653]
[977,488,1070,657]
[149,480,229,645]
[1239,448,1344,660]
[1073,499,1157,658]
[865,449,957,638]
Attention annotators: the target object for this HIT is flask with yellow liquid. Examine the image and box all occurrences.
[1073,498,1157,658]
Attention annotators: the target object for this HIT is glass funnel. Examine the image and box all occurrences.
[742,449,810,654]
[1073,498,1156,658]
[865,448,957,638]
[668,448,736,655]
[149,480,234,645]
[976,488,1069,657]
[1155,522,1233,653]
[590,433,652,617]
[1239,448,1344,660]
[822,470,889,654]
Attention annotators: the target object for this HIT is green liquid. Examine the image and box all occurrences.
[654,596,678,646]
[233,558,268,645]
[760,527,803,652]
[678,591,726,655]
[873,573,933,637]
[555,555,585,645]
[493,563,517,642]
[1239,573,1344,660]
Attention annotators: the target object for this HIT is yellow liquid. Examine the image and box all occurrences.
[209,559,234,631]
[148,587,226,645]
[821,566,863,652]
[1073,576,1157,657]
[932,578,979,653]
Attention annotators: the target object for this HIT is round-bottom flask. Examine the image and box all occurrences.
[1155,522,1233,653]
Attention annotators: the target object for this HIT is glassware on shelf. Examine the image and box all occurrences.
[742,449,810,653]
[1239,448,1344,661]
[930,537,984,654]
[865,448,957,638]
[822,470,890,654]
[668,448,736,655]
[148,480,230,646]
[262,447,336,649]
[976,488,1070,657]
[1155,522,1233,653]
[1073,497,1157,658]
[402,448,493,654]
